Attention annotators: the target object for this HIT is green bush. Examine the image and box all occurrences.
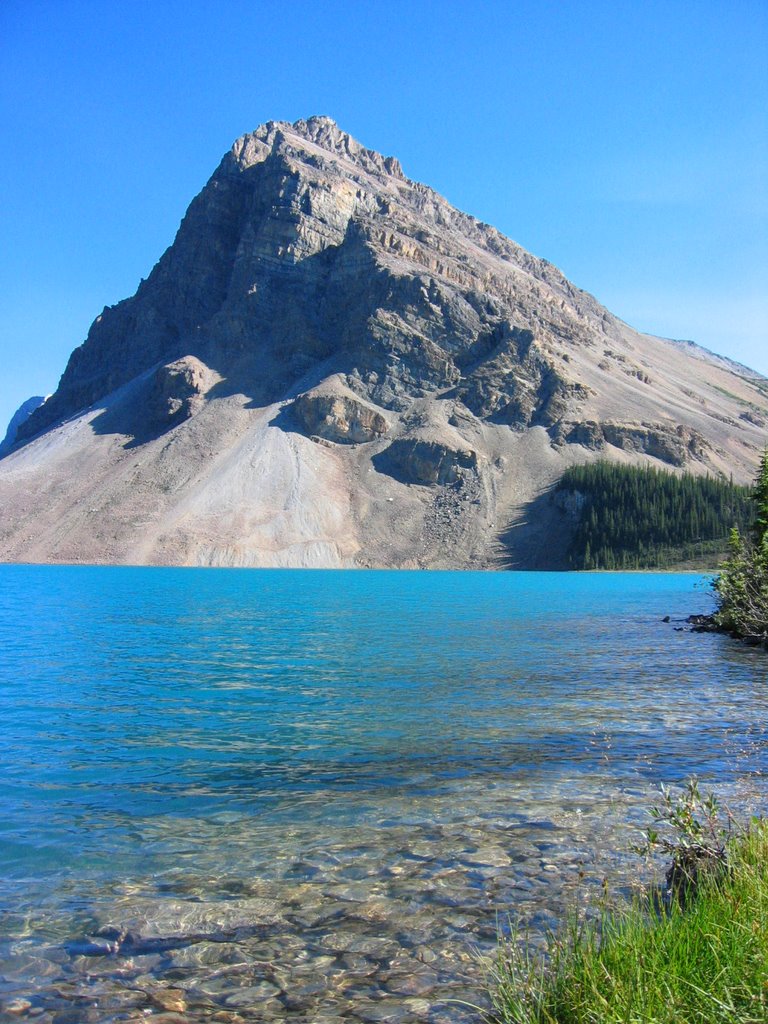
[633,777,732,906]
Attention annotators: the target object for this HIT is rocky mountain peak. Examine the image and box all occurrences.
[230,116,406,182]
[2,119,766,569]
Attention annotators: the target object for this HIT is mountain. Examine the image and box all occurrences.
[0,395,47,459]
[1,116,766,568]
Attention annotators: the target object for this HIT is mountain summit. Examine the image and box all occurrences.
[2,117,767,567]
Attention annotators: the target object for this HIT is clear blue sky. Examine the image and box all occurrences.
[1,0,766,433]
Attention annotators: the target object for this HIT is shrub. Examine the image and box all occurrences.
[634,777,733,907]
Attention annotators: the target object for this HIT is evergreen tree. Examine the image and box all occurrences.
[712,453,768,645]
[752,449,768,544]
[557,461,754,570]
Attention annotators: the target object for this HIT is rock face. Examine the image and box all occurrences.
[293,383,389,444]
[562,421,708,467]
[1,116,767,568]
[376,439,479,487]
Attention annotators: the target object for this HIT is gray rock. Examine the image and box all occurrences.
[93,897,283,952]
[294,386,389,444]
[224,981,281,1005]
[148,356,215,428]
[374,438,478,487]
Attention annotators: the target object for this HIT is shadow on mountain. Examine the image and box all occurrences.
[70,225,403,449]
[494,483,574,570]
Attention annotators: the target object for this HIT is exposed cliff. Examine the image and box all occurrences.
[2,117,766,568]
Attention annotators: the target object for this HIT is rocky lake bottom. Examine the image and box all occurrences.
[1,566,766,1022]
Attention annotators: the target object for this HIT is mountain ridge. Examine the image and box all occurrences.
[2,117,766,568]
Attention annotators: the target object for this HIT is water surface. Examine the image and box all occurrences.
[0,567,765,1022]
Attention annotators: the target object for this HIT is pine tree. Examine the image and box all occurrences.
[712,454,768,645]
[557,461,753,570]
[752,449,768,545]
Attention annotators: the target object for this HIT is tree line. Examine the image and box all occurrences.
[556,461,754,570]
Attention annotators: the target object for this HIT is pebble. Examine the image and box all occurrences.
[295,953,337,972]
[224,982,282,1006]
[4,998,32,1015]
[289,904,346,929]
[50,1011,100,1024]
[322,933,399,959]
[461,846,512,868]
[402,843,436,860]
[149,988,187,1013]
[137,1016,187,1024]
[357,1000,417,1023]
[323,883,374,903]
[282,978,332,1011]
[167,941,245,968]
[403,998,431,1017]
[1,796,684,1022]
[339,953,378,976]
[385,969,438,996]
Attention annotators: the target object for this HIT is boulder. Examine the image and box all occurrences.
[148,356,215,427]
[375,438,478,486]
[294,389,389,444]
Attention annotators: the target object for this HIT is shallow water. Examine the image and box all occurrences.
[0,566,766,1022]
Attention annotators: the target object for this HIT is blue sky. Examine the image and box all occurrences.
[1,0,766,433]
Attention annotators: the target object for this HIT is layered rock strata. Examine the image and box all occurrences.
[2,117,766,568]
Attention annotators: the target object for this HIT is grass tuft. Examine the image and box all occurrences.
[489,820,768,1024]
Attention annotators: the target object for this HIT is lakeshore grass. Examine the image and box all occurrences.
[489,820,768,1024]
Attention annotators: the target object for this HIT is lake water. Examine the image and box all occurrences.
[0,566,766,1023]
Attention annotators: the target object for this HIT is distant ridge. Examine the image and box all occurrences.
[665,338,767,381]
[0,395,47,458]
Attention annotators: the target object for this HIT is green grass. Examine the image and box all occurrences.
[489,822,768,1024]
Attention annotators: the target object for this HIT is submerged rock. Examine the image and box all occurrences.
[93,897,284,952]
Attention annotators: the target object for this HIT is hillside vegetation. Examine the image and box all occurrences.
[712,451,768,644]
[557,462,753,570]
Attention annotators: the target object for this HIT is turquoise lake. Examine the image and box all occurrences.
[0,566,766,1022]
